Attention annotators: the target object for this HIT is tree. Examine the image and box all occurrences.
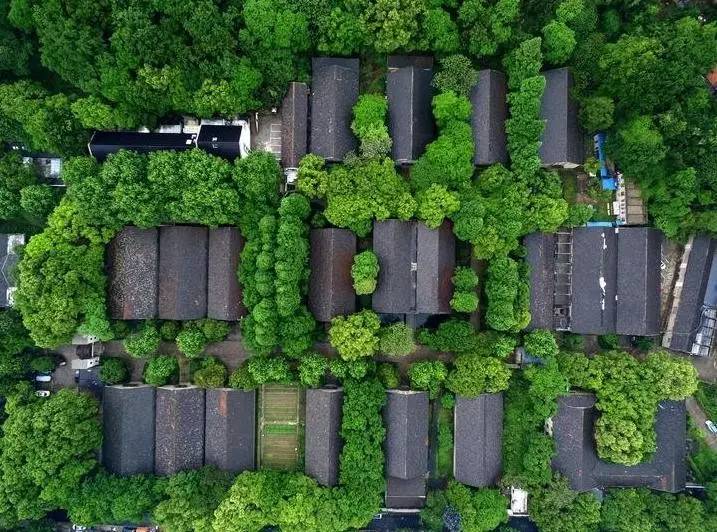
[580,96,614,133]
[123,322,160,358]
[99,357,130,385]
[431,55,478,98]
[176,327,207,359]
[503,37,542,90]
[297,352,327,387]
[0,388,101,526]
[458,0,520,59]
[192,358,227,388]
[351,94,391,158]
[351,251,380,295]
[29,356,55,374]
[530,477,601,532]
[143,356,178,387]
[379,322,416,357]
[329,310,381,361]
[643,350,697,400]
[542,20,576,64]
[523,330,559,362]
[0,309,31,392]
[485,256,531,332]
[377,362,400,389]
[451,266,479,313]
[247,355,294,385]
[447,354,511,397]
[408,360,447,399]
[422,482,508,532]
[418,319,482,355]
[19,185,56,220]
[416,184,460,229]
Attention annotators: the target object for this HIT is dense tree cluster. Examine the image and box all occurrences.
[421,481,508,532]
[0,309,33,393]
[450,266,479,313]
[0,151,58,226]
[351,94,391,158]
[485,256,530,332]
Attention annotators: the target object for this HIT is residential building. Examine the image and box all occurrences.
[305,386,343,487]
[539,68,584,168]
[207,227,245,321]
[204,388,256,473]
[308,228,356,322]
[471,69,508,166]
[281,81,309,176]
[155,385,205,476]
[453,393,503,487]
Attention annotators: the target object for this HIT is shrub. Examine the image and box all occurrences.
[143,356,178,386]
[431,55,478,98]
[432,91,472,128]
[351,94,391,158]
[123,323,161,358]
[246,355,294,385]
[564,203,593,227]
[228,363,258,390]
[408,360,447,399]
[598,333,620,350]
[447,355,511,397]
[298,352,327,387]
[329,310,381,361]
[415,184,460,229]
[192,357,227,388]
[450,266,479,313]
[379,322,416,357]
[29,356,56,374]
[417,319,480,354]
[523,330,559,362]
[329,358,375,381]
[377,363,400,389]
[176,327,207,359]
[452,267,479,292]
[99,357,129,385]
[351,251,380,295]
[198,319,231,343]
[450,292,479,313]
[159,321,180,341]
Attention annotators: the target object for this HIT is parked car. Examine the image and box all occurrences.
[34,374,51,383]
[705,420,717,434]
[35,390,51,398]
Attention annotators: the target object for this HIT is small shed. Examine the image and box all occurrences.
[471,69,508,166]
[155,385,206,476]
[107,226,159,320]
[305,387,343,487]
[386,55,434,164]
[204,388,256,473]
[308,228,356,322]
[207,227,244,321]
[158,226,208,320]
[310,57,359,162]
[539,68,584,168]
[281,82,309,169]
[88,131,195,161]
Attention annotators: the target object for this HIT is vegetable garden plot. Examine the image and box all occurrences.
[258,383,305,470]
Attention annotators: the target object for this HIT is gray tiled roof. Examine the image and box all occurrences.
[525,232,555,330]
[310,58,359,162]
[281,82,309,169]
[453,393,503,487]
[207,227,244,321]
[155,385,205,476]
[158,226,208,320]
[204,388,255,473]
[539,68,584,167]
[305,387,343,487]
[385,476,426,509]
[372,220,455,315]
[102,384,155,475]
[308,228,356,322]
[471,69,508,166]
[615,227,662,336]
[552,392,687,493]
[384,389,429,480]
[387,56,435,164]
[107,227,159,320]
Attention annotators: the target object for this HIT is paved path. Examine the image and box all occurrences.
[686,396,717,449]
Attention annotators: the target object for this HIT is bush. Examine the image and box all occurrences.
[297,352,327,387]
[123,323,161,359]
[246,355,294,385]
[450,266,479,313]
[377,363,400,389]
[415,184,460,229]
[564,203,593,227]
[447,355,511,397]
[29,356,56,374]
[523,330,559,362]
[176,327,207,359]
[329,310,381,361]
[418,319,481,354]
[452,267,479,292]
[159,321,180,341]
[99,357,129,385]
[198,319,230,343]
[228,363,258,390]
[431,54,478,98]
[351,94,391,158]
[598,333,620,350]
[379,322,416,357]
[422,482,508,532]
[408,360,447,399]
[143,356,178,386]
[192,358,227,388]
[351,251,380,295]
[450,292,479,313]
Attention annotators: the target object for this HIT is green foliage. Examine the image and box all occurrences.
[159,321,180,341]
[378,322,416,357]
[198,319,230,343]
[451,266,479,314]
[192,357,227,388]
[422,482,508,532]
[29,355,55,374]
[542,20,576,65]
[418,318,482,354]
[523,330,559,361]
[564,203,594,227]
[153,466,232,532]
[329,358,375,381]
[351,250,379,295]
[0,388,101,526]
[432,55,478,98]
[485,256,531,332]
[228,363,258,391]
[598,333,620,350]
[408,360,447,399]
[329,310,381,361]
[176,327,207,359]
[351,94,391,158]
[458,0,520,59]
[377,362,400,389]
[529,477,601,532]
[297,352,327,387]
[0,309,32,393]
[503,37,542,91]
[447,354,511,397]
[99,357,129,385]
[123,322,160,359]
[143,356,179,387]
[416,184,460,230]
[246,355,294,385]
[580,96,614,133]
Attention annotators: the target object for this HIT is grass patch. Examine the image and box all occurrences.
[695,382,717,420]
[264,424,298,435]
[561,174,577,205]
[436,404,453,479]
[688,420,717,483]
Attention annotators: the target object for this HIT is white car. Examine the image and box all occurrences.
[705,420,717,434]
[34,374,51,383]
[35,390,51,398]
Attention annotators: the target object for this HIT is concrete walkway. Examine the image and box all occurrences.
[686,396,717,450]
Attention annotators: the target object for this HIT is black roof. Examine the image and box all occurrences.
[107,227,159,320]
[668,236,717,353]
[204,388,256,473]
[372,220,455,315]
[539,68,584,167]
[387,56,434,164]
[615,227,662,336]
[310,57,359,162]
[305,387,343,487]
[525,232,555,330]
[552,393,687,493]
[88,131,195,161]
[384,389,429,480]
[102,384,155,475]
[207,227,245,321]
[453,393,503,487]
[196,125,243,161]
[281,82,309,169]
[385,476,426,509]
[308,228,356,322]
[471,69,508,166]
[158,226,208,320]
[0,234,21,308]
[155,385,206,476]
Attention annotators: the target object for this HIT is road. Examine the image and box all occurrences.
[686,396,717,450]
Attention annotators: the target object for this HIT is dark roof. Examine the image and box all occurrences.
[305,387,343,487]
[471,69,508,166]
[615,227,662,336]
[155,385,205,476]
[453,393,503,487]
[387,56,434,164]
[102,384,155,475]
[539,68,584,167]
[310,57,359,161]
[107,226,159,320]
[384,390,429,480]
[196,125,243,161]
[552,393,687,493]
[281,82,309,169]
[88,131,195,161]
[207,227,245,321]
[668,236,717,353]
[525,233,555,330]
[372,220,455,315]
[571,227,618,334]
[204,388,256,473]
[158,226,208,320]
[0,234,21,307]
[385,476,426,509]
[308,228,356,322]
